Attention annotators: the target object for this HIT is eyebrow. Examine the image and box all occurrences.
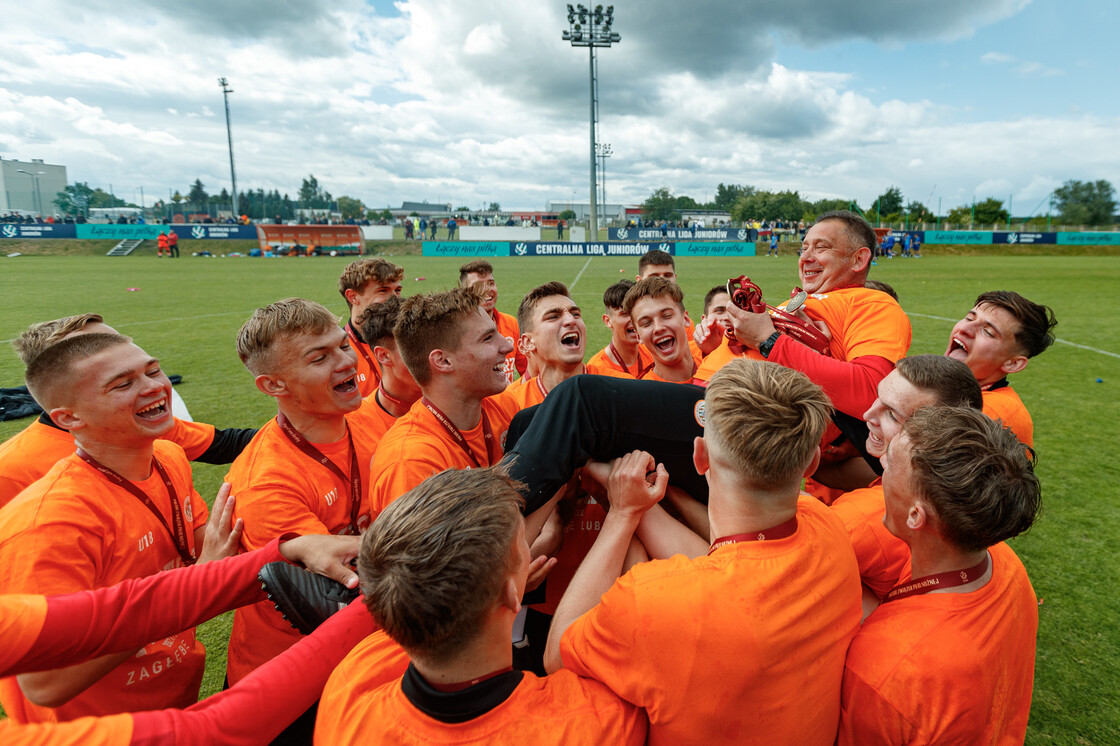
[102,358,159,388]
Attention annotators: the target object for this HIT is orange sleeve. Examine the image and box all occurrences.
[0,596,48,674]
[982,387,1034,447]
[164,418,217,461]
[0,422,75,509]
[830,486,908,598]
[823,290,911,362]
[0,714,134,746]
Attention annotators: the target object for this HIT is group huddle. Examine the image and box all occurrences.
[0,210,1056,745]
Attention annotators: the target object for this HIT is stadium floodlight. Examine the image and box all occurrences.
[596,142,612,219]
[563,4,620,240]
[219,77,239,217]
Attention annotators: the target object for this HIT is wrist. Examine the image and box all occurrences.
[758,330,782,358]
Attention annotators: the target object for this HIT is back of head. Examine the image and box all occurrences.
[622,276,683,316]
[638,249,674,272]
[394,286,485,385]
[359,466,524,664]
[903,406,1040,551]
[458,259,494,286]
[814,210,877,255]
[338,258,404,305]
[896,355,983,410]
[704,360,831,490]
[602,279,635,311]
[358,295,404,347]
[236,298,338,375]
[13,313,105,366]
[863,279,899,303]
[25,332,132,410]
[517,281,571,333]
[974,290,1057,358]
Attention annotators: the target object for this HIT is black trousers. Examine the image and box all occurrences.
[504,375,708,514]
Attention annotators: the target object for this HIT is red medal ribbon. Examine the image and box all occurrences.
[421,398,498,468]
[608,343,649,378]
[884,553,991,603]
[346,322,381,386]
[426,665,515,693]
[708,516,798,555]
[76,449,195,566]
[535,365,587,399]
[276,414,363,535]
[377,383,407,410]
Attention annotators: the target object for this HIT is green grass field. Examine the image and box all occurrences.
[1,251,1118,743]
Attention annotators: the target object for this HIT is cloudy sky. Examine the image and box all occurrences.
[1,0,1116,215]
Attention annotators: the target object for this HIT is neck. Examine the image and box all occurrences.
[410,615,513,688]
[423,380,484,431]
[908,539,990,583]
[609,338,639,366]
[539,360,584,393]
[347,316,363,336]
[74,437,155,481]
[706,471,799,540]
[652,352,695,383]
[377,379,419,418]
[977,373,1006,389]
[277,404,349,444]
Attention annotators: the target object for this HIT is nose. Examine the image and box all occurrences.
[863,400,879,423]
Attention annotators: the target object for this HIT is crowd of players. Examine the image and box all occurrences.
[0,209,1057,744]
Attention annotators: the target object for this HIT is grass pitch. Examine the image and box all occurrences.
[1,251,1118,743]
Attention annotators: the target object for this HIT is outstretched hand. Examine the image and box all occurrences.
[279,534,362,589]
[197,483,244,564]
[693,314,724,356]
[526,554,557,593]
[607,450,669,519]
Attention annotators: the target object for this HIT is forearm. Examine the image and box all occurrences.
[769,336,893,417]
[192,428,259,465]
[544,509,642,672]
[635,504,709,560]
[662,486,711,543]
[18,651,135,708]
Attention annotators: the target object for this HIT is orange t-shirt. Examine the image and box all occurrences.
[560,497,862,746]
[0,441,209,724]
[983,385,1034,447]
[829,481,909,599]
[839,542,1037,745]
[798,286,911,362]
[588,344,654,379]
[0,417,216,510]
[316,629,411,738]
[224,402,384,684]
[493,310,526,384]
[316,652,645,745]
[346,322,381,398]
[369,395,523,519]
[693,337,763,382]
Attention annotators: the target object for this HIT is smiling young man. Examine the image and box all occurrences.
[459,259,525,383]
[338,258,405,397]
[587,280,653,378]
[623,277,702,385]
[945,290,1056,447]
[0,333,220,725]
[223,299,385,738]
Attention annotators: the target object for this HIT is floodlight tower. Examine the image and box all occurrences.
[596,142,612,219]
[563,4,620,241]
[219,77,239,216]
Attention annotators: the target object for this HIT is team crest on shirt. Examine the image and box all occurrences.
[183,498,193,523]
[693,400,706,428]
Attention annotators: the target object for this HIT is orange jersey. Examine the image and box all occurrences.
[693,337,763,383]
[560,497,861,746]
[829,481,909,598]
[316,659,645,745]
[0,716,134,746]
[0,441,209,724]
[316,629,411,742]
[983,384,1034,447]
[0,416,216,509]
[346,321,381,398]
[839,542,1037,745]
[493,310,526,384]
[798,286,911,362]
[369,394,522,519]
[587,344,653,378]
[224,402,384,684]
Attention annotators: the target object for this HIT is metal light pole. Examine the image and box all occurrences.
[596,142,612,222]
[219,77,239,216]
[563,4,619,241]
[17,169,44,216]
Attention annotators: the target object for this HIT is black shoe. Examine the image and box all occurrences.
[258,562,359,635]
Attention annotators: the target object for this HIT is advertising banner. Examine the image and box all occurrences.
[991,232,1058,245]
[1,223,77,238]
[511,242,669,257]
[674,242,756,257]
[1057,231,1120,245]
[609,227,749,241]
[922,230,992,245]
[423,241,508,257]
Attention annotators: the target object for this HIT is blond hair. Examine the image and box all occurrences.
[337,258,404,308]
[393,287,485,386]
[236,298,339,375]
[704,360,831,489]
[25,332,132,410]
[359,466,524,664]
[622,276,684,316]
[13,313,105,365]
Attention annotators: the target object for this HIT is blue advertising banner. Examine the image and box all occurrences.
[74,224,259,240]
[512,242,669,257]
[1057,231,1120,245]
[991,231,1058,245]
[923,230,992,245]
[609,227,751,241]
[170,224,258,240]
[423,241,508,257]
[674,242,756,257]
[0,223,77,238]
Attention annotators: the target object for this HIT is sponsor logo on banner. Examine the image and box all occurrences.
[515,242,528,255]
[608,227,745,241]
[2,225,16,238]
[191,226,207,239]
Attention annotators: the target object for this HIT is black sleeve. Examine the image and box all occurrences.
[192,427,259,465]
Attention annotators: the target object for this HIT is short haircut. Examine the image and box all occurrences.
[13,313,105,366]
[236,298,339,376]
[864,279,899,302]
[902,406,1040,552]
[25,332,132,410]
[703,285,730,316]
[458,260,494,286]
[602,279,635,311]
[337,258,404,308]
[895,355,982,410]
[974,291,1057,358]
[637,249,675,272]
[517,281,571,333]
[358,295,403,347]
[394,286,485,386]
[814,210,877,255]
[704,360,831,490]
[359,466,524,664]
[622,276,684,316]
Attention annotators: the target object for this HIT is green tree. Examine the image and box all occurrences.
[336,195,365,219]
[642,187,682,222]
[711,183,755,211]
[872,186,904,217]
[53,182,96,216]
[187,179,208,208]
[298,175,332,208]
[731,190,808,223]
[905,200,931,223]
[487,201,501,212]
[802,198,852,222]
[454,205,471,212]
[559,209,576,221]
[946,198,1009,226]
[1054,179,1116,225]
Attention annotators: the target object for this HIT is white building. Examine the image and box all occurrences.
[0,158,68,216]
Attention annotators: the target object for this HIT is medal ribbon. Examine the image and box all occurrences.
[421,398,498,468]
[884,553,991,603]
[277,414,363,535]
[708,516,798,555]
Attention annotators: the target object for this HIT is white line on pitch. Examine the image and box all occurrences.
[569,257,593,291]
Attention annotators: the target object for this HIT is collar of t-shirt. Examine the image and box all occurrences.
[983,377,1010,392]
[401,662,524,723]
[38,411,65,431]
